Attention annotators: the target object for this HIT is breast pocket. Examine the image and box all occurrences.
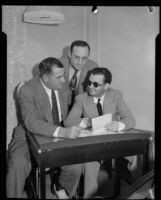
[103,100,118,119]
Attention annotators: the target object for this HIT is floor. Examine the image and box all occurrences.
[42,169,132,199]
[26,159,154,199]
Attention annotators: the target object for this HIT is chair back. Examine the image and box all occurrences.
[17,81,26,96]
[14,81,26,123]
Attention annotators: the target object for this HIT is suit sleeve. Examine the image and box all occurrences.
[92,61,99,68]
[115,91,136,130]
[18,85,57,137]
[64,95,84,127]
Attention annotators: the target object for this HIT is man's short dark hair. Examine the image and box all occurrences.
[88,67,112,84]
[39,57,63,76]
[70,40,90,53]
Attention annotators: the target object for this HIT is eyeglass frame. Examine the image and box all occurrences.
[87,80,105,88]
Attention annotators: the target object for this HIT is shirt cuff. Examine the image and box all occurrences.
[53,127,60,137]
[118,122,125,131]
[79,118,88,128]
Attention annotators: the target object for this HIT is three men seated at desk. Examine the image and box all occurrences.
[7,42,136,199]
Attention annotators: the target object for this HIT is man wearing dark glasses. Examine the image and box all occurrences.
[64,67,136,198]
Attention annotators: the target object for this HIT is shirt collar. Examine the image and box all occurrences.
[70,66,81,74]
[93,93,105,104]
[69,66,81,82]
[40,78,57,96]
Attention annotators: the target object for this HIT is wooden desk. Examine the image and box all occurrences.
[26,129,153,199]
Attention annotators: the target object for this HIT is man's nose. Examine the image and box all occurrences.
[88,83,94,88]
[78,58,83,65]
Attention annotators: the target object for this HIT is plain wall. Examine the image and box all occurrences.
[97,6,158,131]
[3,6,159,147]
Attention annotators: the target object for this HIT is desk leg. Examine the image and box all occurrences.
[142,140,150,175]
[40,167,46,199]
[112,159,120,197]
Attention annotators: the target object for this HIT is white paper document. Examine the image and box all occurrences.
[79,113,114,137]
[92,113,112,134]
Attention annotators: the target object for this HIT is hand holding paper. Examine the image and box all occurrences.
[92,113,113,135]
[79,113,118,137]
[104,120,119,132]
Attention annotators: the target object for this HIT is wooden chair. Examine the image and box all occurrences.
[113,169,154,200]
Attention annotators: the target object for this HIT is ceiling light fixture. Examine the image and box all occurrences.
[22,6,65,25]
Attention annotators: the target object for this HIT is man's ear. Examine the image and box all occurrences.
[104,83,110,90]
[42,74,48,83]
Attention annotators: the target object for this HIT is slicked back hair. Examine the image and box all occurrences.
[88,67,112,84]
[39,57,63,77]
[70,40,90,53]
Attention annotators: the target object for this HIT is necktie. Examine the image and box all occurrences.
[69,69,78,96]
[69,69,78,110]
[51,90,60,126]
[97,98,103,116]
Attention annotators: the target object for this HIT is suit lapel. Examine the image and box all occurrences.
[86,95,98,118]
[84,90,115,118]
[64,58,70,81]
[103,89,116,115]
[36,78,53,124]
[78,66,88,93]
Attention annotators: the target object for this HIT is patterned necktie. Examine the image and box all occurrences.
[69,69,78,110]
[97,98,103,116]
[51,90,60,125]
[69,69,78,96]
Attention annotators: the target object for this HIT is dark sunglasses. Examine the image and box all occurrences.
[87,80,104,88]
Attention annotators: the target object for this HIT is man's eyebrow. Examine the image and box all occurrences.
[74,55,88,58]
[57,74,64,78]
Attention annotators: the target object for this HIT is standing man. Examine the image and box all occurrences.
[6,57,84,199]
[64,67,136,198]
[60,40,99,109]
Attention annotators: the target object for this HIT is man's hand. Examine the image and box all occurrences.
[58,126,81,138]
[104,121,119,132]
[84,118,92,127]
[70,126,82,138]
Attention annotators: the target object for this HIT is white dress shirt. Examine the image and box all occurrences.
[40,79,61,137]
[79,94,125,131]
